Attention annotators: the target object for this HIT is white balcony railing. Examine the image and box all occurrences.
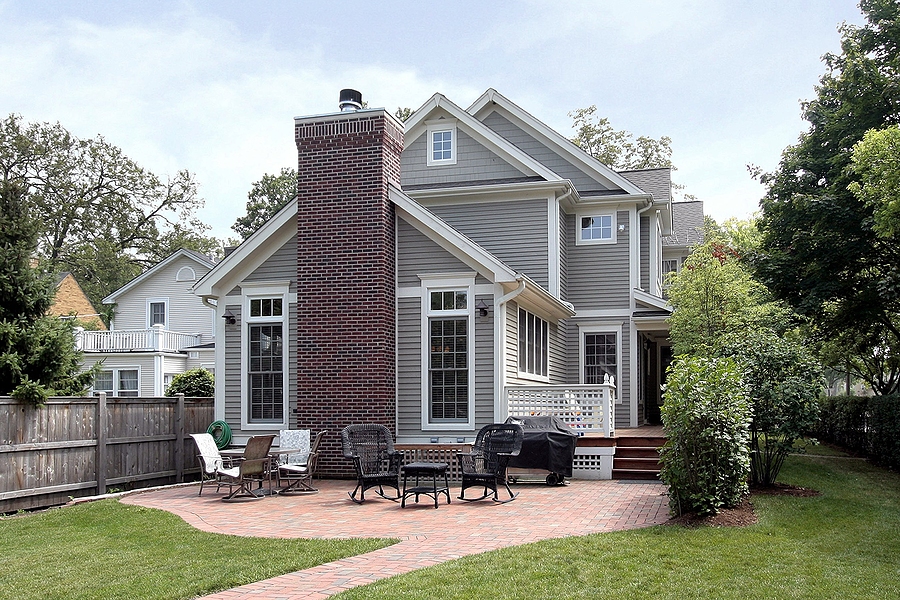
[75,325,202,353]
[504,375,617,437]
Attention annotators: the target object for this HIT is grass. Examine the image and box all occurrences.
[333,451,900,600]
[0,499,394,600]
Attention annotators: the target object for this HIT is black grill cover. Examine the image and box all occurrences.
[505,415,578,477]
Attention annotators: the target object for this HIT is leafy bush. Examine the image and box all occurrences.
[867,395,900,470]
[165,368,214,397]
[659,355,752,516]
[817,394,900,470]
[717,330,824,485]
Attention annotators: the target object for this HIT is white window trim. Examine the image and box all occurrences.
[241,283,290,431]
[146,297,169,329]
[175,266,197,281]
[420,275,475,431]
[93,366,141,397]
[576,211,617,246]
[578,323,621,386]
[517,307,550,383]
[426,119,458,167]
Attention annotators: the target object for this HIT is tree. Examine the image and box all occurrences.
[848,125,900,238]
[165,368,214,397]
[231,168,297,240]
[395,107,413,122]
[0,181,94,403]
[755,0,900,394]
[569,105,673,170]
[0,114,219,313]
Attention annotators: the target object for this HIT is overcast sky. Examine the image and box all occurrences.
[1,1,867,240]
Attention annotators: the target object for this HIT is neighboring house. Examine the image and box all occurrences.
[77,249,217,397]
[49,272,107,330]
[194,89,701,474]
[661,200,705,280]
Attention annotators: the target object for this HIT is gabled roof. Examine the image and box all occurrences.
[404,92,563,183]
[193,198,297,300]
[104,248,217,304]
[663,201,705,248]
[467,88,647,198]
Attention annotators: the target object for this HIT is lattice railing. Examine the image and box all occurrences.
[504,376,616,437]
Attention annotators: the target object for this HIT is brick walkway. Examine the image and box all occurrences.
[121,478,669,599]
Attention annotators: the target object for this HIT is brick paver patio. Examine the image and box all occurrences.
[121,478,669,599]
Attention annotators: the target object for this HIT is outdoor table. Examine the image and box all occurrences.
[400,462,451,508]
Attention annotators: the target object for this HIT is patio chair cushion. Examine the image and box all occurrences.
[278,429,310,466]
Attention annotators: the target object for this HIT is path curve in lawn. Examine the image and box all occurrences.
[121,478,668,599]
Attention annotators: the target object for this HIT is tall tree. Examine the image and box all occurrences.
[0,181,94,403]
[231,168,297,240]
[756,0,900,394]
[569,105,673,170]
[0,114,218,312]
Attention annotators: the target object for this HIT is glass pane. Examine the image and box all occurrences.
[250,299,261,317]
[272,298,283,316]
[455,291,467,310]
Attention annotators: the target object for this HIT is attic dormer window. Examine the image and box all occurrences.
[426,120,458,166]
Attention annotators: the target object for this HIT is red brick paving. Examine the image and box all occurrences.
[121,478,669,599]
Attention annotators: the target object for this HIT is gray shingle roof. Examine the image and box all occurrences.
[663,200,705,248]
[618,168,671,202]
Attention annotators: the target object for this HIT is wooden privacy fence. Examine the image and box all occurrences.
[0,394,214,513]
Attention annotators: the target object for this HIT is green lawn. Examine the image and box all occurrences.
[333,451,900,600]
[0,500,394,600]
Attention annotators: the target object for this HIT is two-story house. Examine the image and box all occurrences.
[193,89,690,476]
[78,248,217,396]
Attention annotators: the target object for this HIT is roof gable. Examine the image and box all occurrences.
[467,89,647,197]
[103,248,216,304]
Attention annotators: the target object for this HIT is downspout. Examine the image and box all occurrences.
[201,295,226,421]
[495,276,527,422]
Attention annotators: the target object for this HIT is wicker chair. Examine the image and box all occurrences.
[217,434,275,501]
[278,430,326,494]
[457,423,524,503]
[341,424,403,504]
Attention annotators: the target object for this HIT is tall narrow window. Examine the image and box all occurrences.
[518,308,549,378]
[432,130,453,162]
[427,288,469,422]
[584,332,617,384]
[248,324,284,422]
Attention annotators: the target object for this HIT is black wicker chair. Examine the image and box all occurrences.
[457,423,524,503]
[341,424,403,504]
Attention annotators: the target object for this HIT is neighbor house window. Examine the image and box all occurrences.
[518,308,549,379]
[149,300,167,327]
[420,278,474,430]
[662,259,680,276]
[578,213,616,245]
[583,332,618,384]
[93,368,139,396]
[426,120,458,166]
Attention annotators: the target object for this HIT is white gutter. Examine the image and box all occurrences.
[494,276,527,422]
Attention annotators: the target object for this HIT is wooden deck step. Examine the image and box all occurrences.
[612,436,665,480]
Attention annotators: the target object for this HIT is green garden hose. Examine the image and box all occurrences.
[207,420,232,449]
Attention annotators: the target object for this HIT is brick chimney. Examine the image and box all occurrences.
[293,91,404,476]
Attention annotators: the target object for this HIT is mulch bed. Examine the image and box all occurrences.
[665,483,820,528]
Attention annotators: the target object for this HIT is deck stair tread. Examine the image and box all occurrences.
[612,435,664,480]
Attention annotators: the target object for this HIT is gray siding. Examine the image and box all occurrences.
[640,214,650,292]
[397,219,474,287]
[473,294,495,430]
[482,112,615,194]
[565,211,631,310]
[243,234,297,292]
[429,199,549,289]
[565,319,631,428]
[401,129,526,188]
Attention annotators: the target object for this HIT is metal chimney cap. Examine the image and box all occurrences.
[339,89,363,111]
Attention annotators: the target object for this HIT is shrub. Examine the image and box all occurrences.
[659,355,752,516]
[868,395,900,470]
[165,368,214,397]
[717,330,824,485]
[817,394,900,470]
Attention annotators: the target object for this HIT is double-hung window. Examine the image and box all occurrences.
[421,277,474,430]
[583,330,618,385]
[243,286,288,428]
[577,213,617,245]
[518,308,549,379]
[148,298,168,327]
[92,368,139,397]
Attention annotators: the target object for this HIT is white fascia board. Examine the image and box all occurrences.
[193,198,298,299]
[103,249,217,304]
[468,88,646,196]
[406,179,574,205]
[404,93,561,182]
[515,278,576,323]
[633,288,671,311]
[389,186,518,285]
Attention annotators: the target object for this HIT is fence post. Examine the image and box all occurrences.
[97,392,107,495]
[175,394,185,483]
